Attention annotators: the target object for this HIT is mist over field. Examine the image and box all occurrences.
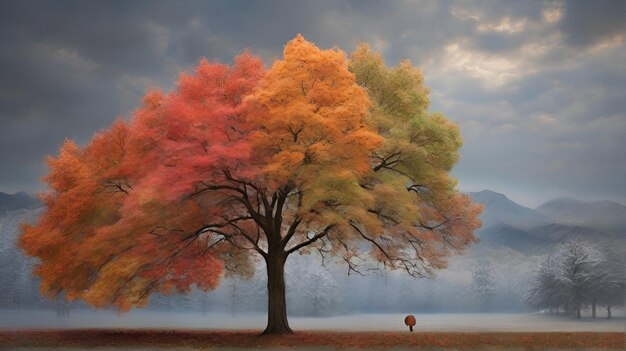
[1,310,624,332]
[2,189,624,332]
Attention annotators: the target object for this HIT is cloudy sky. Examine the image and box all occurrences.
[1,0,624,207]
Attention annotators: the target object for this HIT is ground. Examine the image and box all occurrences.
[1,312,623,349]
[0,330,623,350]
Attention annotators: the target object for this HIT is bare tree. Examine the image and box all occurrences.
[595,247,625,319]
[525,255,563,313]
[556,239,606,318]
[526,238,620,319]
[472,261,497,311]
[286,260,339,316]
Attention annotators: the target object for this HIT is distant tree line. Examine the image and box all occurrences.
[525,238,625,319]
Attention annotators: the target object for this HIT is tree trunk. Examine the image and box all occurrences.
[592,298,596,319]
[263,251,292,335]
[607,305,611,319]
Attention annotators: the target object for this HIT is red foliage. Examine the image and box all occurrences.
[20,52,265,310]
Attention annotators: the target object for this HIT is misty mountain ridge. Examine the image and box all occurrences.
[470,190,626,254]
[0,191,41,215]
[536,197,626,231]
[475,223,547,254]
[474,222,621,255]
[469,190,551,229]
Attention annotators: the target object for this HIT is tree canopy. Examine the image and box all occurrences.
[20,35,482,334]
[525,238,625,319]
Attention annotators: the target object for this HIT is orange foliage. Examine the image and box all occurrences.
[20,35,482,313]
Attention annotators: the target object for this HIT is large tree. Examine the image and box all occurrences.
[595,248,626,319]
[556,238,606,319]
[525,238,624,319]
[20,35,481,334]
[525,254,563,313]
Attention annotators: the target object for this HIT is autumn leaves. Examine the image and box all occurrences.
[20,35,481,320]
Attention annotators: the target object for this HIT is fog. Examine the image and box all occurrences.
[1,250,623,333]
[1,310,623,332]
[1,210,544,316]
[2,205,625,333]
[1,247,541,316]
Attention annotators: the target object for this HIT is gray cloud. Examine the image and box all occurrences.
[0,0,624,207]
[560,0,626,47]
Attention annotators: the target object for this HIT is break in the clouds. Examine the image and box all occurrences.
[0,0,624,207]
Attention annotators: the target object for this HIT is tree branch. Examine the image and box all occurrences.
[280,217,302,249]
[285,225,334,255]
[349,221,429,278]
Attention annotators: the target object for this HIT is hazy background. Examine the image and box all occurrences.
[0,0,625,333]
[2,188,625,327]
[1,0,625,207]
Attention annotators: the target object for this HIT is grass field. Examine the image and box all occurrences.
[0,330,623,349]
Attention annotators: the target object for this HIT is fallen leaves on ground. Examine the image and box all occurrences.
[0,330,623,349]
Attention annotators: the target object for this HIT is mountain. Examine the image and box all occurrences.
[469,190,626,254]
[474,223,547,254]
[527,223,623,242]
[0,192,41,214]
[536,198,626,232]
[472,222,624,255]
[469,190,551,229]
